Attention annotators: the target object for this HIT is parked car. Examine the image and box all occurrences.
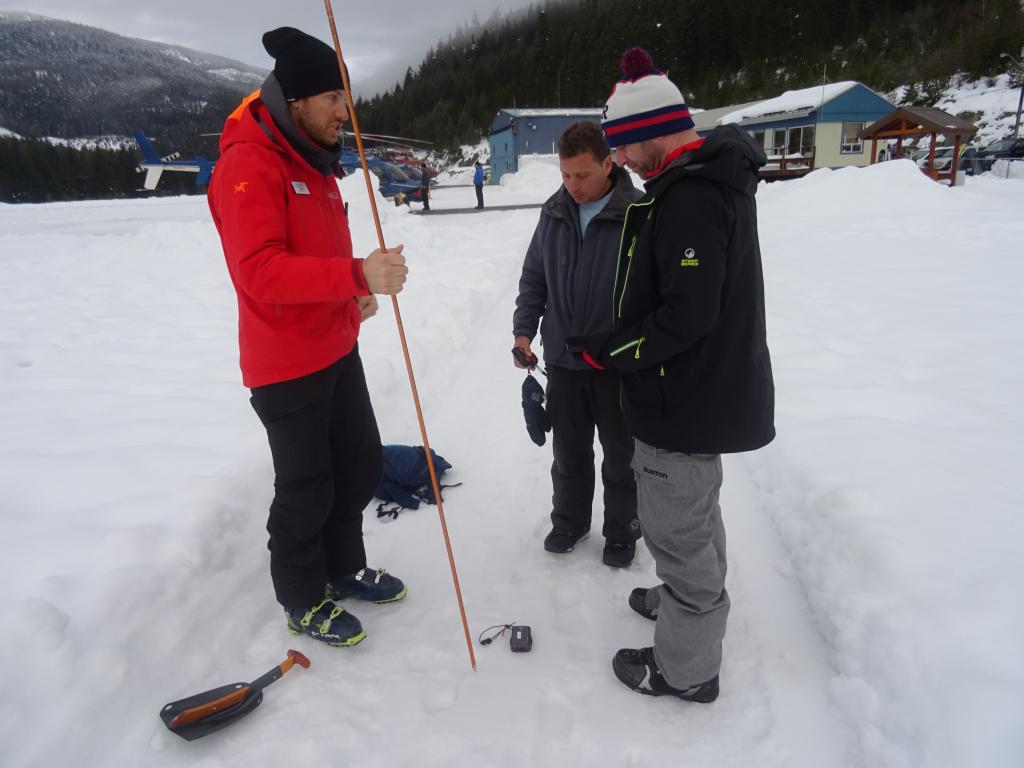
[339,149,423,203]
[917,146,957,172]
[976,137,1024,171]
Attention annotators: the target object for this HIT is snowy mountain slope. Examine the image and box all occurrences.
[0,12,264,142]
[0,163,1022,767]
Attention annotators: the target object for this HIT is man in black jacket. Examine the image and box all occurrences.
[513,121,642,567]
[574,49,775,702]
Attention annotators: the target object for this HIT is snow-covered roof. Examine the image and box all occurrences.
[720,81,859,125]
[500,108,604,118]
[692,101,760,132]
[0,127,22,138]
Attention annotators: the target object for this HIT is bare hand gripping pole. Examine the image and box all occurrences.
[322,0,477,671]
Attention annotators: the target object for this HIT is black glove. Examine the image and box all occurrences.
[521,374,551,446]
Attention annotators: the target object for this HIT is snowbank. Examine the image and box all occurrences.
[498,158,561,191]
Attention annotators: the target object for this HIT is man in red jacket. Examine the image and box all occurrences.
[209,27,409,647]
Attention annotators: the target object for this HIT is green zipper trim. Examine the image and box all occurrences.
[612,197,656,320]
[609,337,643,358]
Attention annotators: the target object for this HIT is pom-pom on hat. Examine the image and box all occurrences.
[262,27,344,101]
[601,48,694,148]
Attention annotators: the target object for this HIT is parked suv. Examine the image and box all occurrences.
[977,137,1024,171]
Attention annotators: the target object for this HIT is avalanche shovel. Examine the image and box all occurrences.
[160,649,310,741]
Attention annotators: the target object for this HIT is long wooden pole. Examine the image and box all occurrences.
[322,0,476,672]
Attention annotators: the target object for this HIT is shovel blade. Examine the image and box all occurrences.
[160,683,263,741]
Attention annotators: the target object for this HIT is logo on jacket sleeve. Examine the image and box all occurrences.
[680,247,699,267]
[233,181,249,194]
[291,181,311,195]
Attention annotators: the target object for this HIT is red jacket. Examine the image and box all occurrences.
[209,98,368,388]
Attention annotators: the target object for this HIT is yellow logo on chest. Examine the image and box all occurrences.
[680,247,699,267]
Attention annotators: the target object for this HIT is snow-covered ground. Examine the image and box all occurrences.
[1,161,1022,768]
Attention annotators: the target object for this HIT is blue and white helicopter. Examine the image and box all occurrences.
[134,128,434,204]
[134,130,215,191]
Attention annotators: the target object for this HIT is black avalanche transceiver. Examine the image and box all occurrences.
[509,625,532,652]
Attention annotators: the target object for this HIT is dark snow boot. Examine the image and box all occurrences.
[286,599,366,647]
[612,647,719,703]
[543,528,589,554]
[327,568,407,604]
[629,587,657,620]
[602,540,635,568]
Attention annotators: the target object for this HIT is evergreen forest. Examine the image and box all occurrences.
[356,0,1024,148]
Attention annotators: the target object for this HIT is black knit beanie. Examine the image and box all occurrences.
[262,27,343,101]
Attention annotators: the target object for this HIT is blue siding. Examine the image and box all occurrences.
[487,110,604,182]
[820,85,893,123]
[489,127,517,182]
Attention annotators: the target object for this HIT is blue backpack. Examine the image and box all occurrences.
[374,445,460,520]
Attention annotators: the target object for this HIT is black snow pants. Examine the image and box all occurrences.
[546,365,638,543]
[249,347,382,610]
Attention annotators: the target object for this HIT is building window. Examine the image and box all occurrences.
[787,125,815,155]
[751,130,767,149]
[770,128,787,155]
[841,122,864,154]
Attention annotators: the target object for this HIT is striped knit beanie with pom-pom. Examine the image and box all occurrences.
[601,48,694,147]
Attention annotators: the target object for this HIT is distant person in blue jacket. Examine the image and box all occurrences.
[473,161,485,209]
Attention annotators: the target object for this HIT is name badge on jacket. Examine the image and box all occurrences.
[291,181,310,195]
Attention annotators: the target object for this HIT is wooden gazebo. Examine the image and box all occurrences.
[859,107,978,182]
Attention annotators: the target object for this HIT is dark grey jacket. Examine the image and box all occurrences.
[513,166,642,370]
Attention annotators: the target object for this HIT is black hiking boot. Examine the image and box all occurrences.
[612,647,719,703]
[628,587,657,620]
[602,540,635,568]
[544,528,589,554]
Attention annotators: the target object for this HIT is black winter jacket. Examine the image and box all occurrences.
[514,166,642,370]
[604,125,775,453]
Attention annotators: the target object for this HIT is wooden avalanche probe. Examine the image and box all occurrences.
[322,0,477,672]
[160,650,311,740]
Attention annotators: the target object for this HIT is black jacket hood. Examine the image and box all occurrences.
[647,124,767,198]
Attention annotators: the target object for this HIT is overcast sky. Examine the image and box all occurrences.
[7,1,541,95]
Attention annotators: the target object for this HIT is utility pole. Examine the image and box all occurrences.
[1001,47,1024,139]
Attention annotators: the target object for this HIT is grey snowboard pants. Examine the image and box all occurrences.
[631,439,729,688]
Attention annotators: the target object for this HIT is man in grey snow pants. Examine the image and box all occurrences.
[570,48,775,702]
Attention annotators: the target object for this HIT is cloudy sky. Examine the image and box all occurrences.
[7,0,541,95]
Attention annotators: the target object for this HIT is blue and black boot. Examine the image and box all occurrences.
[326,568,407,604]
[286,599,366,647]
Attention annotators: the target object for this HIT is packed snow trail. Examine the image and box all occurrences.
[1,161,1022,767]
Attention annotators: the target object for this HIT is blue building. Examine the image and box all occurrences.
[488,108,604,183]
[693,81,894,176]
